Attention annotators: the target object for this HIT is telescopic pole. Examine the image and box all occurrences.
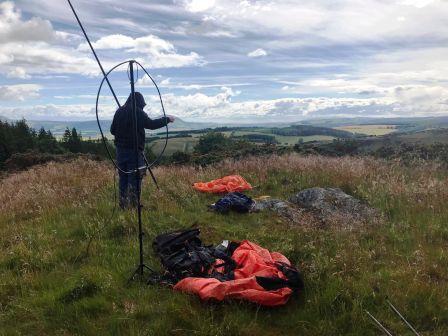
[130,60,146,278]
[66,0,121,108]
[66,0,155,282]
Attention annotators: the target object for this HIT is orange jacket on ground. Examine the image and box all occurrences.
[174,240,298,306]
[193,175,252,193]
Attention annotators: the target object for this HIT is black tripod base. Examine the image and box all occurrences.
[127,263,155,284]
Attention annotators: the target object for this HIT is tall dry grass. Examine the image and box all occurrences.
[153,154,448,210]
[2,154,447,220]
[0,159,112,219]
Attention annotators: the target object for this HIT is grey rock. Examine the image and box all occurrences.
[253,198,303,222]
[289,187,379,226]
[252,199,289,212]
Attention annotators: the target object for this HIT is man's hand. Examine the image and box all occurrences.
[167,115,175,123]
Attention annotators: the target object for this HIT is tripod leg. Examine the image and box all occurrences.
[143,154,160,190]
[147,166,159,190]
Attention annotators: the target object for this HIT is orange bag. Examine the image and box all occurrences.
[193,175,252,193]
[174,240,301,306]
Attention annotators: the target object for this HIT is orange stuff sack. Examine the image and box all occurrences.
[193,175,252,194]
[173,240,302,306]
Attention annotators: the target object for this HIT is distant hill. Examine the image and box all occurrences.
[301,116,448,132]
[24,117,216,138]
[0,115,10,122]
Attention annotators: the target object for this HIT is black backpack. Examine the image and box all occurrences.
[152,228,235,284]
[210,192,255,213]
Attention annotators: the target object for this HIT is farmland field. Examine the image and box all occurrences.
[149,137,199,155]
[148,131,337,156]
[222,131,335,145]
[335,125,397,136]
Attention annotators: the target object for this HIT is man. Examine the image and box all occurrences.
[111,91,174,208]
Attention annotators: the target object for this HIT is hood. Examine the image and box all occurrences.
[125,92,146,109]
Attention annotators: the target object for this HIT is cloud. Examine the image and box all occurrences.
[0,2,98,76]
[184,0,216,13]
[0,84,41,101]
[2,0,448,121]
[247,48,267,58]
[0,1,56,43]
[1,86,444,123]
[6,67,30,79]
[139,88,396,122]
[0,2,203,78]
[0,103,116,121]
[400,0,437,8]
[137,75,252,90]
[180,0,448,47]
[78,34,204,68]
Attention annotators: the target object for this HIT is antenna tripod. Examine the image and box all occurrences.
[67,0,168,283]
[127,60,155,282]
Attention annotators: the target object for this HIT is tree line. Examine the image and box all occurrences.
[0,119,110,170]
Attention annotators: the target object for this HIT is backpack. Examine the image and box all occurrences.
[152,228,236,284]
[210,192,255,213]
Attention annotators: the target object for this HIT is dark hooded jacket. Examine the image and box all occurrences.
[110,92,169,151]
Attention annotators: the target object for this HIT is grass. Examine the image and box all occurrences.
[1,154,448,335]
[150,132,335,157]
[335,125,397,136]
[150,137,199,155]
[222,131,335,145]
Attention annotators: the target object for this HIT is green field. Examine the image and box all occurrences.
[148,131,335,157]
[1,154,447,335]
[223,131,335,145]
[149,137,199,155]
[335,125,397,136]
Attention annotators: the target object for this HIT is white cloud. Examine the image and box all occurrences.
[1,87,444,122]
[79,34,204,69]
[180,0,448,45]
[400,0,437,8]
[139,88,395,122]
[137,75,251,90]
[78,34,135,51]
[0,1,55,43]
[0,84,41,101]
[0,103,115,121]
[0,2,203,78]
[2,0,448,121]
[6,67,30,79]
[0,2,98,76]
[184,0,216,13]
[247,48,267,58]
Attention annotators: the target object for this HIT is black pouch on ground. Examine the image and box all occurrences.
[255,262,304,291]
[210,192,255,213]
[151,228,237,284]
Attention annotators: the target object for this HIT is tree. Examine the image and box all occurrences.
[62,127,83,153]
[71,127,82,153]
[170,151,191,165]
[62,128,71,144]
[36,127,63,154]
[194,132,230,154]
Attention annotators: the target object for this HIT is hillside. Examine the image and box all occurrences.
[24,117,216,138]
[302,116,448,132]
[24,118,353,140]
[1,154,447,335]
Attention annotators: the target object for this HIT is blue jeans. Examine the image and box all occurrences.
[116,146,145,209]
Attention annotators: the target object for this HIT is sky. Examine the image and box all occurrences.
[0,0,448,122]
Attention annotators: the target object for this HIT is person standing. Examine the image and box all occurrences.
[111,92,174,208]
